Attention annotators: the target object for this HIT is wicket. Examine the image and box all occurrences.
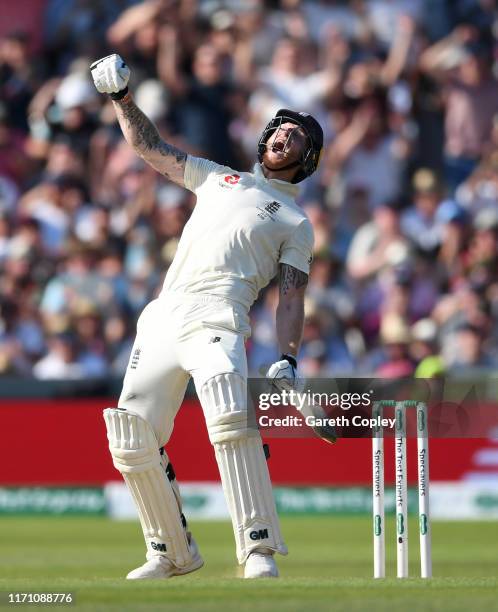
[372,400,432,579]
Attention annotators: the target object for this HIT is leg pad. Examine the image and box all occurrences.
[200,374,287,563]
[104,408,191,567]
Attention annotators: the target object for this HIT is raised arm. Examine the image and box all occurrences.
[112,93,187,186]
[157,25,189,98]
[276,263,308,358]
[91,54,187,187]
[380,14,416,86]
[419,25,477,79]
[107,0,164,48]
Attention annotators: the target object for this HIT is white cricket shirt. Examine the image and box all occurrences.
[160,156,314,312]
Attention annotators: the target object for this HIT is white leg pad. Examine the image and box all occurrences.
[200,374,287,564]
[103,408,191,567]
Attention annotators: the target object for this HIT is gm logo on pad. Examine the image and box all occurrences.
[249,529,269,541]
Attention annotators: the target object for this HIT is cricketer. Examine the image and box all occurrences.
[90,53,323,580]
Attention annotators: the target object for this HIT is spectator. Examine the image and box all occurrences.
[104,313,133,375]
[375,313,415,378]
[420,27,498,192]
[0,31,40,131]
[411,318,445,378]
[347,200,408,281]
[436,198,469,284]
[401,168,445,253]
[158,28,239,166]
[33,333,83,380]
[2,1,498,380]
[326,90,409,212]
[71,301,109,378]
[444,323,497,373]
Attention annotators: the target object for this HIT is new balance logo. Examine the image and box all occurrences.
[264,201,281,215]
[150,542,167,552]
[257,200,281,221]
[130,348,141,369]
[249,528,269,541]
[209,336,221,344]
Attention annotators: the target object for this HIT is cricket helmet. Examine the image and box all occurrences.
[257,109,324,184]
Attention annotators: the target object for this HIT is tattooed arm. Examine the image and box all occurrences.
[112,93,187,187]
[276,263,308,357]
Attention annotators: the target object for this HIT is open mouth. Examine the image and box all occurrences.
[271,141,286,152]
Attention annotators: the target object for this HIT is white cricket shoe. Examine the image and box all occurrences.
[244,552,279,578]
[126,535,204,580]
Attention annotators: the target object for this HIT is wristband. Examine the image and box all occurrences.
[281,353,297,369]
[110,86,129,101]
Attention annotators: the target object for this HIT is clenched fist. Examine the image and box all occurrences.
[90,54,130,99]
[265,354,299,393]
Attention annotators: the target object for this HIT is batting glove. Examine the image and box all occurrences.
[266,354,300,393]
[265,355,337,444]
[90,54,130,100]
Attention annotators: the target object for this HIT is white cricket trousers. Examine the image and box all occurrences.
[115,291,288,563]
[118,292,250,445]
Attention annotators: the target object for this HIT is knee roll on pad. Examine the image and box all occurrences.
[200,372,257,444]
[103,408,191,567]
[200,374,287,563]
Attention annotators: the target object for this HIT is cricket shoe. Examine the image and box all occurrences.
[126,535,204,580]
[244,552,279,578]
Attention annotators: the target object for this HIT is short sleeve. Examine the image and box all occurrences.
[279,219,314,275]
[184,155,226,193]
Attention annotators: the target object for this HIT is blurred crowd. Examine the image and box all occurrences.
[2,0,498,380]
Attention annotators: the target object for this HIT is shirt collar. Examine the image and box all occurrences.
[252,163,300,198]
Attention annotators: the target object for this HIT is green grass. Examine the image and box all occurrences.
[0,516,497,611]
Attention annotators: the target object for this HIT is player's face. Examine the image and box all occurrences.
[263,122,307,168]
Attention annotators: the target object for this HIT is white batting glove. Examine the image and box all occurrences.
[265,354,299,393]
[266,355,336,444]
[90,54,130,98]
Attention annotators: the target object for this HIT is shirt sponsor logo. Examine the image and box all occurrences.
[219,174,241,188]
